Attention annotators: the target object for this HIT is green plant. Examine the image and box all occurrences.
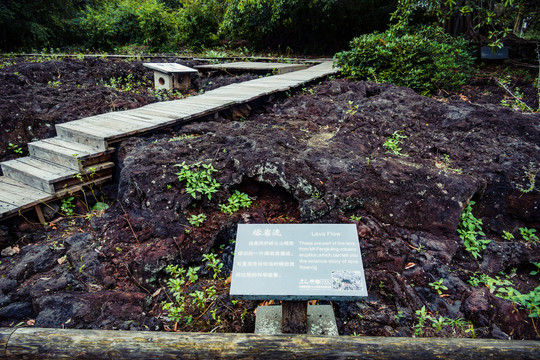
[71,164,109,218]
[188,213,207,227]
[431,316,446,333]
[414,306,429,336]
[516,162,538,194]
[176,0,224,50]
[530,262,540,277]
[502,231,515,240]
[202,253,224,282]
[219,190,252,214]
[468,272,540,318]
[80,0,179,51]
[8,142,23,157]
[411,243,425,253]
[383,130,408,157]
[346,101,358,116]
[519,227,539,244]
[169,134,198,142]
[186,266,200,284]
[350,215,362,222]
[414,305,472,337]
[436,154,463,174]
[335,25,474,95]
[189,290,206,309]
[428,278,448,295]
[457,201,491,259]
[162,264,191,323]
[174,161,220,200]
[220,0,392,54]
[498,76,537,113]
[210,308,221,324]
[60,196,76,216]
[92,202,109,211]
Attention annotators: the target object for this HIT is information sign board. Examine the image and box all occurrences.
[230,224,367,300]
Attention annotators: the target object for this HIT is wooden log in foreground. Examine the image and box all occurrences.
[0,328,539,360]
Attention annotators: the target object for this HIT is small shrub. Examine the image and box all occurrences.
[428,279,448,295]
[519,227,539,244]
[335,25,475,95]
[468,272,540,318]
[383,130,408,157]
[219,190,252,214]
[188,214,207,227]
[516,162,538,194]
[457,201,491,259]
[60,196,76,216]
[174,161,220,200]
[502,231,515,240]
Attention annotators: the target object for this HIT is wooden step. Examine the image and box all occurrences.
[28,138,114,171]
[0,173,114,220]
[1,157,114,194]
[1,157,78,193]
[0,176,51,208]
[55,121,109,151]
[0,176,50,218]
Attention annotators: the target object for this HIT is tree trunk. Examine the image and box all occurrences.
[1,328,540,360]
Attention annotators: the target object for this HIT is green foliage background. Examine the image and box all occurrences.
[0,0,84,51]
[0,0,396,53]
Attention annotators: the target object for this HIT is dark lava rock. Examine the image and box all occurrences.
[34,291,151,329]
[0,301,34,320]
[0,226,10,248]
[8,245,56,281]
[107,79,539,338]
[0,278,17,293]
[116,81,539,241]
[65,233,102,279]
[1,77,539,338]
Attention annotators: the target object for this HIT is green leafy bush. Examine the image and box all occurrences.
[0,0,84,51]
[177,0,224,50]
[80,0,178,51]
[468,272,540,318]
[221,0,395,53]
[457,201,491,259]
[188,214,207,227]
[335,25,475,95]
[174,161,221,200]
[219,190,252,214]
[137,1,177,51]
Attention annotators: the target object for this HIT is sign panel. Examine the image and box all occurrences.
[230,224,367,301]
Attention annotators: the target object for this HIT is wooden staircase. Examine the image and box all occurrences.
[0,61,338,223]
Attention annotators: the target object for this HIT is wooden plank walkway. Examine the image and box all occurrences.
[0,61,338,222]
[195,61,308,75]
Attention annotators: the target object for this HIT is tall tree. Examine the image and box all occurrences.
[391,0,540,45]
[0,0,83,51]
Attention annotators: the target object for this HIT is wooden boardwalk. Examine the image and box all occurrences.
[0,61,337,222]
[195,61,308,74]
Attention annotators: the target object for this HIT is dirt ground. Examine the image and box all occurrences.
[0,56,539,339]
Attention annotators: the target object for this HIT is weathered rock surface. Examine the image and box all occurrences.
[1,79,539,338]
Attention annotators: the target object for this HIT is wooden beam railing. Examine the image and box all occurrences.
[1,328,539,359]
